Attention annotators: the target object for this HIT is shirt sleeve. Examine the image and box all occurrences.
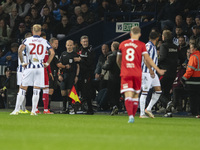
[183,55,197,80]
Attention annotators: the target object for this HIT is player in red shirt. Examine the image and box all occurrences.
[35,32,54,114]
[117,26,166,123]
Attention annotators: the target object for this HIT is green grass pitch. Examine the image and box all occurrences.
[0,111,200,150]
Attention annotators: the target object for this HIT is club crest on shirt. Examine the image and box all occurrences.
[123,83,128,89]
[69,59,73,63]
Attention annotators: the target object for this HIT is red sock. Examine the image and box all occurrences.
[43,93,49,110]
[132,98,139,116]
[125,97,134,116]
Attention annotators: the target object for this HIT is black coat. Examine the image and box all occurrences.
[102,51,120,81]
[159,41,178,77]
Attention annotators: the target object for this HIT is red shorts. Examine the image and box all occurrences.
[44,68,49,87]
[120,76,142,93]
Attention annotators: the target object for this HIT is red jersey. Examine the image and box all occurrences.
[119,39,147,77]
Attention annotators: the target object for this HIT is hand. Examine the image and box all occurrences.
[43,62,49,68]
[65,64,71,69]
[6,56,12,60]
[74,57,81,62]
[49,73,54,81]
[149,69,155,78]
[157,69,166,76]
[74,76,78,84]
[180,77,186,86]
[95,73,100,80]
[58,75,63,82]
[22,62,28,68]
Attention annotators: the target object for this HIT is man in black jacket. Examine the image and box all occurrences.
[158,30,178,113]
[102,41,121,115]
[79,35,95,114]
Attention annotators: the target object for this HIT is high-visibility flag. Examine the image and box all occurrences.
[69,86,81,104]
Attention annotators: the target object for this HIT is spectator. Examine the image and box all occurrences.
[111,0,130,21]
[195,15,200,27]
[173,26,189,46]
[178,35,189,66]
[94,44,110,90]
[15,23,28,44]
[1,0,16,14]
[158,30,178,113]
[70,15,88,33]
[8,7,21,30]
[102,41,121,115]
[81,3,95,24]
[30,7,41,25]
[172,15,187,35]
[53,15,71,39]
[0,18,11,47]
[16,0,31,18]
[68,0,81,17]
[190,25,200,48]
[185,15,195,37]
[42,22,53,40]
[31,0,45,13]
[39,5,56,30]
[23,15,32,30]
[0,67,11,108]
[0,43,18,68]
[0,5,10,25]
[70,6,81,26]
[97,0,112,21]
[40,0,57,17]
[157,0,181,31]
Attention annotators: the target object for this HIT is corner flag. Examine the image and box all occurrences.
[69,86,81,104]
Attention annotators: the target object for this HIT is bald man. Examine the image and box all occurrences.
[58,40,80,113]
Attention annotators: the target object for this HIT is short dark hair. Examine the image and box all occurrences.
[162,30,172,41]
[149,31,159,40]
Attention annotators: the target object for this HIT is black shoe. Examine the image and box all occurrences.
[163,112,172,117]
[86,110,94,115]
[110,106,118,116]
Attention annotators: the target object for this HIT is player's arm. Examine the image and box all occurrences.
[116,52,122,69]
[143,53,166,75]
[75,64,80,84]
[18,44,27,67]
[144,60,155,78]
[44,48,55,67]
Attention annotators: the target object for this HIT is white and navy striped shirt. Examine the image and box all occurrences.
[142,41,158,73]
[17,47,28,73]
[22,35,52,69]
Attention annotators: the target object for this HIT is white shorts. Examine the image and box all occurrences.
[21,67,45,88]
[141,72,161,92]
[17,71,23,85]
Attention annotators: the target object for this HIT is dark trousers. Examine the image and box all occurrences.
[173,87,188,111]
[159,75,176,108]
[187,90,200,116]
[81,73,95,112]
[107,79,120,108]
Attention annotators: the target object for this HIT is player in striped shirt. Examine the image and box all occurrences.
[10,24,55,115]
[139,31,162,118]
[17,32,32,114]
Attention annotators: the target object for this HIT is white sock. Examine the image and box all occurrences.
[21,97,26,111]
[139,93,147,116]
[32,89,41,113]
[129,115,134,119]
[14,89,26,112]
[146,91,162,111]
